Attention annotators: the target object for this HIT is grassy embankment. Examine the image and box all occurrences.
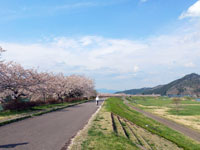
[80,103,139,150]
[78,97,200,150]
[127,96,200,131]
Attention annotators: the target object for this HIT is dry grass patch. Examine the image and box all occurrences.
[164,115,200,131]
[0,116,6,120]
[114,115,183,150]
[128,121,182,150]
[129,96,200,132]
[143,106,200,131]
[0,115,20,122]
[113,115,126,137]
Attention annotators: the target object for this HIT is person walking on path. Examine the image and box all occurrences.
[96,96,99,106]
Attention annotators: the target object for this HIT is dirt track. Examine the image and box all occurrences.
[125,100,200,142]
[0,100,102,150]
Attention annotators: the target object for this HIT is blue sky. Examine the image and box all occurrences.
[0,0,196,41]
[0,0,200,90]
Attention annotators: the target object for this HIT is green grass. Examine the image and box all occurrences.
[0,100,88,118]
[129,96,172,106]
[129,96,200,116]
[129,96,200,106]
[106,97,200,150]
[168,105,200,116]
[82,128,139,150]
[33,102,69,110]
[0,102,70,117]
[0,109,35,117]
[181,100,200,104]
[81,108,139,150]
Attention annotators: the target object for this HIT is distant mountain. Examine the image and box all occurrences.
[97,89,118,94]
[115,87,152,95]
[116,73,200,97]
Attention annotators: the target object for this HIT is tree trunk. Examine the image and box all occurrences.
[43,93,46,102]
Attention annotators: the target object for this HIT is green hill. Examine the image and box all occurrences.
[117,73,200,97]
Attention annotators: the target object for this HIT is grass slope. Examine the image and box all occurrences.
[81,105,139,150]
[106,97,200,150]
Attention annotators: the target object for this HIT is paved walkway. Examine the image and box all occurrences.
[0,100,102,150]
[125,100,200,142]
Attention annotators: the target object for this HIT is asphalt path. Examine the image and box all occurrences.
[0,100,102,150]
[125,100,200,142]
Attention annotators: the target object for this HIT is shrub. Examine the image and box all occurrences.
[64,97,85,102]
[47,99,60,104]
[2,100,46,111]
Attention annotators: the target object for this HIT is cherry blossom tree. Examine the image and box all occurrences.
[48,73,69,102]
[0,62,47,102]
[28,72,54,101]
[0,46,96,104]
[66,75,96,98]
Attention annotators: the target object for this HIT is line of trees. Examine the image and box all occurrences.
[0,47,96,104]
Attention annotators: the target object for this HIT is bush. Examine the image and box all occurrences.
[3,100,45,111]
[64,97,85,102]
[2,96,87,111]
[46,99,60,104]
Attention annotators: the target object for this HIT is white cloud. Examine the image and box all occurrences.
[1,21,200,89]
[179,0,200,19]
[133,65,139,72]
[184,62,196,68]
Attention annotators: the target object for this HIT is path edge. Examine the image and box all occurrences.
[65,101,105,150]
[0,100,91,127]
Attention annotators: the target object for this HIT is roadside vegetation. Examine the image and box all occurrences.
[0,100,75,121]
[74,97,200,150]
[128,96,200,131]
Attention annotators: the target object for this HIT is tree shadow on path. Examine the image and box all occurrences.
[0,142,28,148]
